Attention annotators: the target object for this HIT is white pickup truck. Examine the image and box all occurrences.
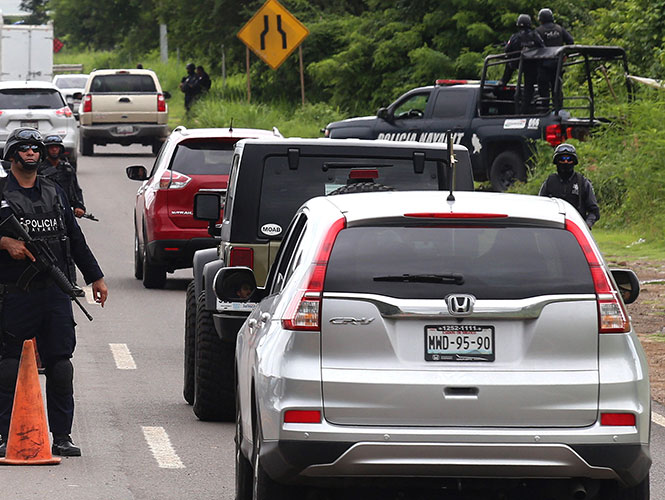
[77,69,170,156]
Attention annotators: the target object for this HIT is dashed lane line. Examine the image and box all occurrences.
[142,426,185,469]
[653,411,665,428]
[109,343,137,370]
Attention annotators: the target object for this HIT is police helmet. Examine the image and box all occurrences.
[3,127,45,161]
[186,62,196,72]
[44,134,65,151]
[538,8,554,23]
[553,143,578,165]
[516,14,532,28]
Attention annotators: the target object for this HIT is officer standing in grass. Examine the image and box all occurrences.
[179,62,201,112]
[0,128,108,457]
[539,143,600,228]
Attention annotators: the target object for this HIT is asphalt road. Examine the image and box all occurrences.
[0,144,663,499]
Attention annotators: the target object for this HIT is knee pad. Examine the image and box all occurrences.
[0,358,20,393]
[45,358,73,396]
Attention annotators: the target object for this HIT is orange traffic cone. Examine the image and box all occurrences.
[0,339,60,465]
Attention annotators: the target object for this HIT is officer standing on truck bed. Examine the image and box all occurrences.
[0,128,108,457]
[539,143,600,228]
[536,8,574,107]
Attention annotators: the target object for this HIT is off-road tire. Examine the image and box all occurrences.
[183,280,196,405]
[327,181,395,195]
[81,137,93,156]
[142,250,166,289]
[489,150,526,192]
[193,292,235,421]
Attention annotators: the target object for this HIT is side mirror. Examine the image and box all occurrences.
[72,92,83,100]
[377,107,391,121]
[163,91,172,99]
[611,269,640,304]
[193,192,221,221]
[213,267,257,302]
[126,165,148,181]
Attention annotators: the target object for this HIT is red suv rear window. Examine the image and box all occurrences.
[170,140,236,176]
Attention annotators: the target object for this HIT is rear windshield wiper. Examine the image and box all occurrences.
[373,273,464,285]
[27,105,51,109]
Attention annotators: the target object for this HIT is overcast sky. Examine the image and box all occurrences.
[0,0,25,16]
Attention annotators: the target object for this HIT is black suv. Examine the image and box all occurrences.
[185,137,474,421]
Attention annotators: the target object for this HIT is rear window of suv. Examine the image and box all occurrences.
[170,140,235,175]
[258,156,441,237]
[89,75,157,93]
[325,226,594,299]
[0,89,64,109]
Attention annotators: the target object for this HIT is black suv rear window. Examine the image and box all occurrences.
[0,89,64,109]
[325,226,594,299]
[170,140,235,175]
[258,157,440,238]
[89,74,156,93]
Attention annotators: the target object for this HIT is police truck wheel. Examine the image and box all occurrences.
[183,281,196,405]
[489,150,526,192]
[193,292,235,421]
[142,251,166,289]
[81,137,93,156]
[133,232,143,280]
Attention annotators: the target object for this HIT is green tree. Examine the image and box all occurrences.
[19,0,49,24]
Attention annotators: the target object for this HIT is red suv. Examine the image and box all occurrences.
[126,126,282,288]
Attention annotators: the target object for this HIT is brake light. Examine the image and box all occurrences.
[566,220,629,333]
[229,247,254,268]
[600,413,635,426]
[157,93,166,112]
[55,106,73,118]
[282,217,346,331]
[349,168,379,179]
[158,171,191,190]
[284,410,321,424]
[82,94,92,113]
[404,213,508,219]
[545,124,565,146]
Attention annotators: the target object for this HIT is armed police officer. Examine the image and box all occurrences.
[500,14,545,113]
[38,135,86,218]
[539,143,600,228]
[179,62,202,113]
[536,8,574,107]
[0,128,108,457]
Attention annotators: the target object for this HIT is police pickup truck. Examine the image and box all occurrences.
[325,45,631,191]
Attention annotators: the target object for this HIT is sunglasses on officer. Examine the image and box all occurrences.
[557,155,574,163]
[17,144,41,153]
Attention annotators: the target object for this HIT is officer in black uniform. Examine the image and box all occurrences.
[0,128,108,457]
[196,65,211,93]
[179,62,202,112]
[536,8,574,107]
[38,135,86,218]
[539,143,600,228]
[500,14,545,113]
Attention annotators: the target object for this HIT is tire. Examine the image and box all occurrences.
[133,231,143,280]
[601,476,649,500]
[235,388,253,500]
[152,140,163,156]
[193,291,235,421]
[142,248,167,289]
[327,181,395,195]
[183,280,196,405]
[489,150,526,192]
[81,137,93,156]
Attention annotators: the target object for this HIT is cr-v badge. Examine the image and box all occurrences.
[446,294,475,316]
[329,317,375,325]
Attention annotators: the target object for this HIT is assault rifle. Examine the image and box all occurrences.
[80,213,99,222]
[0,214,93,321]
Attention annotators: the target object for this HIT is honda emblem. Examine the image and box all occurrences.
[446,294,475,316]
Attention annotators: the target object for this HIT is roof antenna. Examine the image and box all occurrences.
[446,130,457,202]
[229,118,233,132]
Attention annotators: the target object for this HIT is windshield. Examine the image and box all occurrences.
[170,140,236,175]
[54,76,88,89]
[0,89,65,109]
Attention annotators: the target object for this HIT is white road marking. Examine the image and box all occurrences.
[653,411,665,428]
[142,426,185,469]
[109,343,137,370]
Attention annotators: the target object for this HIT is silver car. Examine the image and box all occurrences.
[53,73,89,118]
[218,191,650,500]
[0,80,79,167]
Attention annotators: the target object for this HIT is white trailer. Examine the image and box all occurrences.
[0,15,53,81]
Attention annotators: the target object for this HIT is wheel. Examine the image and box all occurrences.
[193,291,235,421]
[235,388,253,500]
[133,231,143,280]
[183,280,196,405]
[601,476,649,500]
[142,247,167,289]
[489,150,526,192]
[152,140,163,156]
[81,137,93,156]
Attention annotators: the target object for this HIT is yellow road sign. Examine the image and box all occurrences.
[237,0,309,70]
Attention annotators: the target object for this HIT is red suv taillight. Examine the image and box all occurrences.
[157,93,166,112]
[55,106,73,118]
[566,220,630,333]
[229,247,254,268]
[158,171,191,190]
[82,94,92,113]
[282,217,346,331]
[545,124,565,146]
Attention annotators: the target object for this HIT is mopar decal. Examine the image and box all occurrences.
[261,223,283,236]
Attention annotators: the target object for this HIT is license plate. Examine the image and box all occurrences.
[116,125,134,134]
[425,325,494,362]
[21,121,38,129]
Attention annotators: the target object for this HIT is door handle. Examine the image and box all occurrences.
[118,97,131,103]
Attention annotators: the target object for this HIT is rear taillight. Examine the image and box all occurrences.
[82,94,92,113]
[229,247,254,268]
[157,93,166,112]
[545,124,564,146]
[600,413,636,426]
[282,217,346,331]
[158,171,191,190]
[55,106,73,118]
[566,220,630,333]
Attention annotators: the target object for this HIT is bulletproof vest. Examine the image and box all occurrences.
[545,172,584,214]
[536,23,565,47]
[38,161,73,192]
[516,30,542,50]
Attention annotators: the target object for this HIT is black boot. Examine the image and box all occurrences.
[0,437,5,458]
[52,434,81,457]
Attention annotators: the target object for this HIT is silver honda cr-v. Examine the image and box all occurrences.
[217,191,650,500]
